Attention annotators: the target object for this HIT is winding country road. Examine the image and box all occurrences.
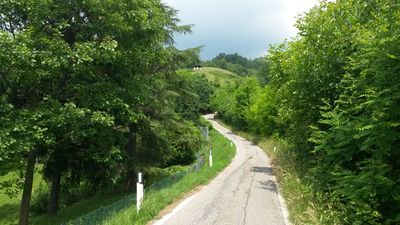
[153,114,289,225]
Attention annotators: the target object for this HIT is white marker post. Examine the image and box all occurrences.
[136,172,144,212]
[230,141,233,147]
[209,149,213,167]
[273,146,277,152]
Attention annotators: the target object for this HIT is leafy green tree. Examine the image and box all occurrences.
[245,85,277,135]
[203,53,268,77]
[212,0,400,223]
[212,77,260,130]
[0,0,191,223]
[173,71,214,121]
[309,1,400,223]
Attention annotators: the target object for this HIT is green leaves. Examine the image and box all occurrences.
[0,0,200,217]
[212,0,400,224]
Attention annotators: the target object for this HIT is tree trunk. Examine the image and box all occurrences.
[47,169,61,215]
[125,124,137,190]
[19,150,36,225]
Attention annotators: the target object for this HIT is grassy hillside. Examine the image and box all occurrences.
[0,165,46,225]
[177,67,241,86]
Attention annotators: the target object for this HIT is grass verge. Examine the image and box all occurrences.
[0,165,131,225]
[216,118,321,225]
[0,165,46,225]
[100,127,235,225]
[31,192,128,225]
[1,122,235,225]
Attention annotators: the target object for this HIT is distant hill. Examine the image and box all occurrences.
[177,67,241,86]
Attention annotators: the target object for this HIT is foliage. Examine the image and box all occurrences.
[212,0,400,224]
[0,0,207,222]
[166,46,202,70]
[203,53,267,77]
[172,71,215,121]
[101,127,235,225]
[212,77,261,130]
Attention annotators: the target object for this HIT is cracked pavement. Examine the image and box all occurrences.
[156,114,286,225]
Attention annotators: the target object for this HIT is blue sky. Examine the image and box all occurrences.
[162,0,320,60]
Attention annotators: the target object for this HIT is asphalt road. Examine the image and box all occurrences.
[153,114,288,225]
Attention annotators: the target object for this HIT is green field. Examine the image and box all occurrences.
[177,67,241,86]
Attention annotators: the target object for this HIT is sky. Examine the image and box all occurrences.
[162,0,320,60]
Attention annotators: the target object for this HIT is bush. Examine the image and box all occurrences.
[30,183,50,215]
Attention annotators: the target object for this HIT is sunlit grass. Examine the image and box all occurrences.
[177,67,241,86]
[0,165,45,225]
[101,128,235,225]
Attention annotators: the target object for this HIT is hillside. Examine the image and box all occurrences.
[177,67,242,86]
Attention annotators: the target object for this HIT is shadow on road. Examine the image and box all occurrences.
[251,166,273,175]
[251,167,278,193]
[258,180,278,194]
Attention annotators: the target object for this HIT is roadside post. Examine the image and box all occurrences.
[209,148,213,167]
[136,172,143,212]
[200,126,213,167]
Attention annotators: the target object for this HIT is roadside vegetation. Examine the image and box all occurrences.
[212,1,400,224]
[101,126,235,225]
[0,1,214,225]
[1,0,399,225]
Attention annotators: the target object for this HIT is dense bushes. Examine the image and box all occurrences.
[213,0,400,224]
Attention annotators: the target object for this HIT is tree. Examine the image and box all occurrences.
[0,0,191,223]
[204,53,267,77]
[212,0,400,223]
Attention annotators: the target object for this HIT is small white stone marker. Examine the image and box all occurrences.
[209,150,213,167]
[136,172,144,212]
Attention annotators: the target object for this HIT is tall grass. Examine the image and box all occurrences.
[101,128,235,225]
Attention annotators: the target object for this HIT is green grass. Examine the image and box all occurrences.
[177,67,242,86]
[215,118,321,225]
[0,166,130,225]
[0,165,46,225]
[1,124,235,225]
[31,192,128,225]
[100,128,235,225]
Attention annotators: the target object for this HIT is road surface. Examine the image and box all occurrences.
[153,114,288,225]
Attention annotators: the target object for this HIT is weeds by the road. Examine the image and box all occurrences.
[100,127,235,225]
[216,119,323,225]
[0,122,234,225]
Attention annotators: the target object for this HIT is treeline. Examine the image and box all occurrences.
[203,53,269,80]
[0,1,212,224]
[213,0,399,224]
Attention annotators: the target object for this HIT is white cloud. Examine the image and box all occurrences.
[163,0,320,59]
[281,0,320,36]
